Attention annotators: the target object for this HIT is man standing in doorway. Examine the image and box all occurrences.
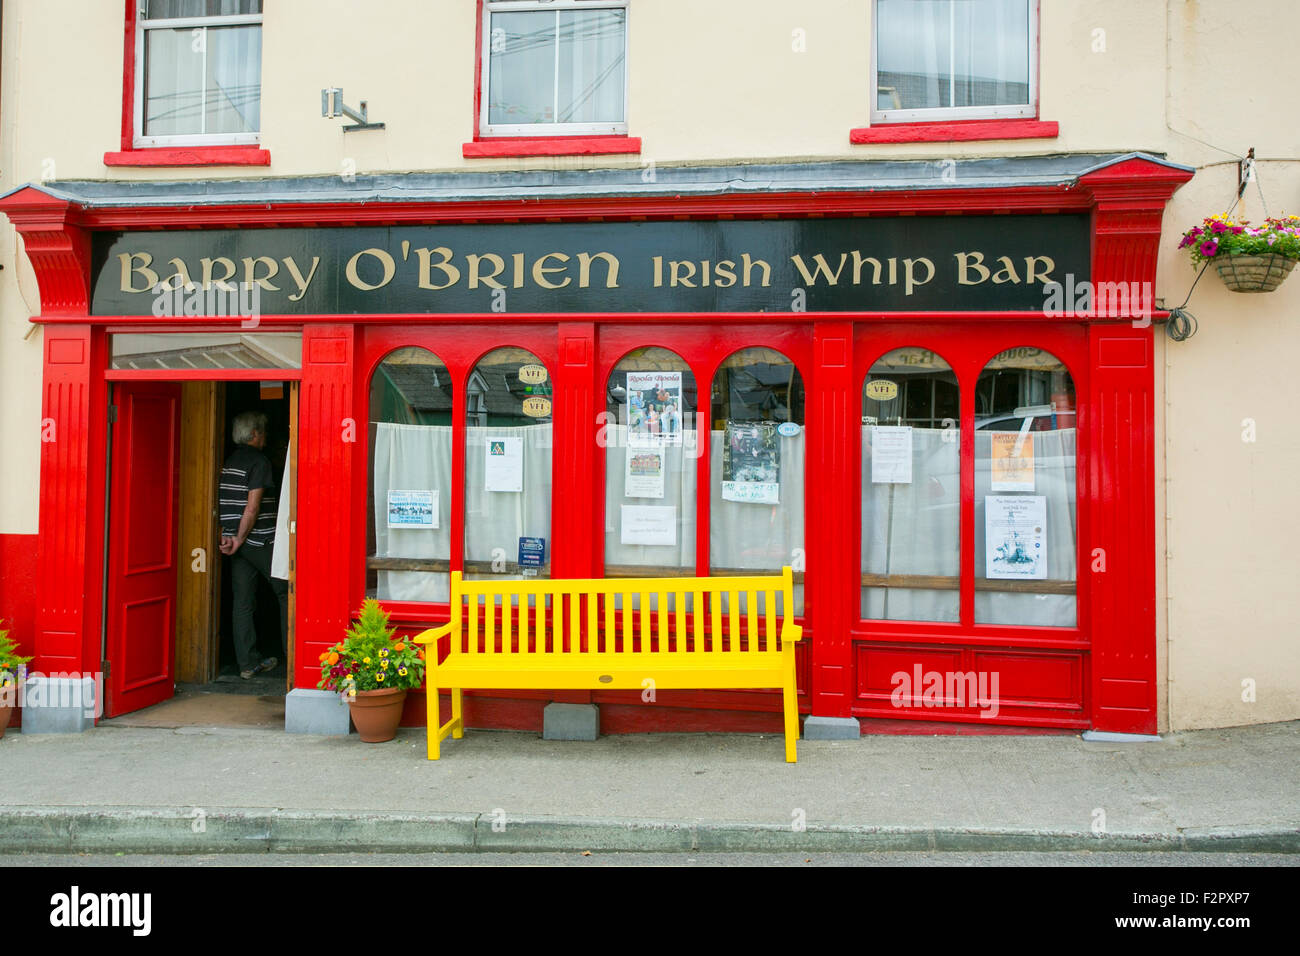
[219,411,288,680]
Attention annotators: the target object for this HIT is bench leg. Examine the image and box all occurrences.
[783,677,798,763]
[427,681,440,761]
[451,687,464,739]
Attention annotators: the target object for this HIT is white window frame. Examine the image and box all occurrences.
[133,1,263,148]
[870,0,1037,124]
[480,0,629,137]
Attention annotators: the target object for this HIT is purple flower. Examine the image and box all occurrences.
[1210,220,1228,234]
[1267,235,1277,245]
[1178,235,1193,249]
[1231,226,1245,235]
[1199,240,1219,258]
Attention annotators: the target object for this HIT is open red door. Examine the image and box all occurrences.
[104,382,182,718]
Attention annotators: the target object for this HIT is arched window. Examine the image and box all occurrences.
[861,347,960,622]
[367,347,453,602]
[974,347,1077,626]
[709,347,805,613]
[603,347,698,575]
[463,347,553,581]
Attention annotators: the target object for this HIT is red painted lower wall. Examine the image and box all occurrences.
[0,533,38,728]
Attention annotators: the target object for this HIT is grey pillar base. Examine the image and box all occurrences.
[1082,730,1161,742]
[802,715,861,740]
[285,688,352,735]
[543,702,599,741]
[18,676,100,733]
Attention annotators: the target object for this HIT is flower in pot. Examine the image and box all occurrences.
[1179,213,1300,293]
[0,620,33,739]
[317,599,425,743]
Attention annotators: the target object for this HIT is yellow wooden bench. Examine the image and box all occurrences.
[413,567,804,762]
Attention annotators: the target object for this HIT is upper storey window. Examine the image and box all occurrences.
[135,0,263,146]
[873,0,1035,123]
[481,0,628,136]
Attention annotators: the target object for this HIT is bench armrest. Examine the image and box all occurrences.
[781,621,803,644]
[413,622,455,646]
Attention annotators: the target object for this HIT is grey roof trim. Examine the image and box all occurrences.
[3,152,1192,209]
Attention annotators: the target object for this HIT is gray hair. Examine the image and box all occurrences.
[232,411,269,445]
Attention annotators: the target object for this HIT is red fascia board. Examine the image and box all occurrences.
[851,119,1059,145]
[463,136,642,158]
[64,185,1090,231]
[104,147,272,167]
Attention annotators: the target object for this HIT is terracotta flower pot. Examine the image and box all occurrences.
[348,687,408,743]
[1214,254,1297,293]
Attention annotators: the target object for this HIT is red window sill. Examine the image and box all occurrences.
[103,146,272,167]
[463,135,642,159]
[850,119,1058,145]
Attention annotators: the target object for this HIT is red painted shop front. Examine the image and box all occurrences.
[0,153,1192,736]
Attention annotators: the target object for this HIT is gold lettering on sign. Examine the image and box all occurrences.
[576,252,620,289]
[163,257,196,291]
[742,254,771,288]
[119,252,159,292]
[852,252,883,285]
[955,251,990,285]
[201,257,238,291]
[790,253,849,286]
[713,260,737,288]
[283,256,320,302]
[347,248,396,290]
[903,258,935,296]
[416,247,459,290]
[1024,255,1055,285]
[532,252,570,289]
[990,256,1020,284]
[466,253,506,290]
[242,256,281,291]
[669,260,696,288]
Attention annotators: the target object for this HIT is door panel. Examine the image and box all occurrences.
[105,382,182,717]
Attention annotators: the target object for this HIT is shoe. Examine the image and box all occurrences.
[254,657,278,675]
[239,667,257,680]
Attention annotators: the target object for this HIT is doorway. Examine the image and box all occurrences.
[103,378,297,721]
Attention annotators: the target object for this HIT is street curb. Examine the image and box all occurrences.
[3,806,1298,854]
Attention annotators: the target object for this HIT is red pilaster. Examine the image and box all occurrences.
[36,326,109,676]
[808,321,856,717]
[295,325,358,688]
[552,323,596,579]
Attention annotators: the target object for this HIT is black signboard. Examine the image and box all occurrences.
[90,215,1090,315]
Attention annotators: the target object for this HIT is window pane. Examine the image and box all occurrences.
[488,11,558,125]
[205,25,261,133]
[861,348,959,622]
[604,349,698,577]
[710,348,805,615]
[974,349,1077,626]
[557,9,625,123]
[877,0,1029,111]
[144,28,205,135]
[110,332,300,369]
[952,0,1030,107]
[464,348,553,581]
[147,1,261,19]
[367,348,454,602]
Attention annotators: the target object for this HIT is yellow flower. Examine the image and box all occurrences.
[381,659,389,668]
[348,688,356,697]
[376,672,386,682]
[379,648,389,657]
[362,656,372,665]
[398,667,408,676]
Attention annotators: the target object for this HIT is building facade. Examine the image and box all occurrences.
[1,0,1296,736]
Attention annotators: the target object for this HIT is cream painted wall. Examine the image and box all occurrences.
[2,1,1298,729]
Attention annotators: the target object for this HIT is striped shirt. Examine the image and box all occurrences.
[219,445,278,548]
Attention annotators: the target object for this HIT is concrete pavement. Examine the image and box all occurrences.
[1,720,1296,854]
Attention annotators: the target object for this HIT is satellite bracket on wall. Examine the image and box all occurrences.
[321,88,385,132]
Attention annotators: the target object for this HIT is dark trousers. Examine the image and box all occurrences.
[231,542,289,673]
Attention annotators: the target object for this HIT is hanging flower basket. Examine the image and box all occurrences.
[1180,214,1300,294]
[1212,254,1296,293]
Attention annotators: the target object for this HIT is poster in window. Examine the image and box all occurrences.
[985,495,1047,580]
[870,425,913,484]
[625,446,666,499]
[990,431,1035,491]
[626,371,682,446]
[484,436,523,492]
[722,422,780,504]
[387,490,438,529]
[620,505,677,546]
